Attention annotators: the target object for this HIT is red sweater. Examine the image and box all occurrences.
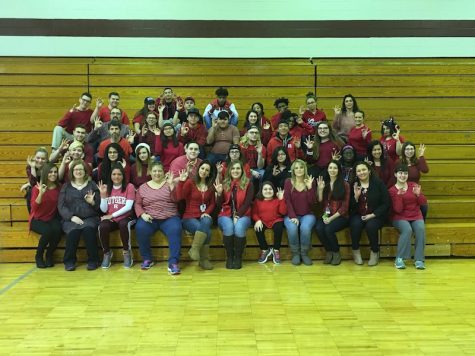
[389,182,427,221]
[30,185,60,224]
[266,134,303,165]
[305,140,341,169]
[252,198,287,228]
[130,163,151,188]
[176,179,216,219]
[154,137,185,172]
[320,181,350,218]
[381,135,405,164]
[240,144,266,169]
[284,179,316,218]
[391,157,429,185]
[218,181,254,218]
[178,122,208,146]
[348,125,372,156]
[58,109,93,133]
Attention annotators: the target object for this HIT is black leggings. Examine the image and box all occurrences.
[255,221,284,250]
[30,217,62,255]
[349,214,384,252]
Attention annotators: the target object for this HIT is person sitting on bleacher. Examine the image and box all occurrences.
[135,111,159,154]
[95,92,129,125]
[133,96,158,135]
[332,94,359,142]
[270,98,289,130]
[58,141,92,182]
[21,147,49,213]
[169,141,202,179]
[349,161,390,267]
[29,162,62,268]
[51,92,97,151]
[155,87,183,125]
[266,118,303,165]
[130,143,153,188]
[96,143,131,184]
[54,124,94,167]
[96,119,134,161]
[178,108,207,159]
[88,109,130,149]
[206,111,240,165]
[153,122,185,172]
[203,87,239,129]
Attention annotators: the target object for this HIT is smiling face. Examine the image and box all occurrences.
[395,170,409,184]
[72,163,86,182]
[230,162,242,179]
[111,168,123,185]
[163,88,173,101]
[276,102,288,113]
[228,148,241,161]
[70,146,84,160]
[73,127,87,142]
[327,162,339,178]
[184,99,195,110]
[404,144,415,159]
[317,123,330,138]
[35,151,48,168]
[277,150,287,164]
[150,164,165,182]
[344,96,354,110]
[185,143,200,160]
[217,116,229,129]
[306,97,316,111]
[145,113,157,127]
[110,108,121,121]
[247,112,258,125]
[252,103,262,115]
[261,183,275,199]
[107,146,119,162]
[293,162,305,178]
[246,128,259,144]
[382,125,391,137]
[371,144,383,159]
[78,95,92,110]
[198,163,211,180]
[109,95,120,108]
[278,123,289,137]
[47,166,58,183]
[355,163,370,182]
[138,147,149,163]
[188,113,199,126]
[354,112,364,126]
[162,125,175,137]
[109,125,120,141]
[342,149,355,163]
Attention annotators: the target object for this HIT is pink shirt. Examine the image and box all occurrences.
[135,182,178,220]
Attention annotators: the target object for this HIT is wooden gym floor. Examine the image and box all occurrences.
[0,259,474,355]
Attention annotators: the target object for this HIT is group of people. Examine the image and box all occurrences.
[24,87,429,274]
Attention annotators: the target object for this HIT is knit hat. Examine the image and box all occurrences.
[135,143,151,156]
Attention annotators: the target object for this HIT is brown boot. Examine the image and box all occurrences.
[199,244,214,270]
[352,249,363,265]
[188,231,208,261]
[368,251,379,266]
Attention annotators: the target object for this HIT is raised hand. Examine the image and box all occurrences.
[60,139,70,151]
[151,127,161,136]
[98,180,108,198]
[127,132,136,144]
[62,152,72,164]
[362,127,371,139]
[166,171,175,186]
[331,150,341,161]
[216,162,223,174]
[70,103,78,113]
[272,165,281,176]
[299,105,306,115]
[276,187,284,200]
[96,98,103,109]
[392,127,401,140]
[418,143,426,157]
[213,180,223,195]
[158,104,166,113]
[180,125,189,137]
[178,169,189,182]
[294,138,301,149]
[94,117,103,130]
[141,125,148,136]
[84,190,95,205]
[296,116,304,125]
[120,158,127,168]
[316,176,325,191]
[364,157,373,165]
[256,141,263,154]
[413,184,422,196]
[304,136,314,150]
[263,121,271,130]
[36,182,47,194]
[304,175,314,190]
[333,105,341,115]
[176,99,183,111]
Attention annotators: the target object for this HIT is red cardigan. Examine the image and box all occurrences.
[176,179,216,219]
[218,181,254,218]
[252,198,287,228]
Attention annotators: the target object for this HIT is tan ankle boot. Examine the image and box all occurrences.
[352,249,363,265]
[199,244,213,270]
[368,251,379,266]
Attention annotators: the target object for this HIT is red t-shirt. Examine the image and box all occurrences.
[98,106,130,126]
[348,125,372,156]
[30,185,60,223]
[58,109,94,134]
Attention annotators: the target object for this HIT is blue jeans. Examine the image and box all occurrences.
[135,216,182,264]
[393,220,425,261]
[207,152,227,165]
[218,216,251,238]
[182,216,213,244]
[284,214,316,246]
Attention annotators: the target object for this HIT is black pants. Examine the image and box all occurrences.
[349,214,384,252]
[30,217,62,256]
[63,227,98,266]
[98,218,133,252]
[255,221,284,250]
[315,216,349,252]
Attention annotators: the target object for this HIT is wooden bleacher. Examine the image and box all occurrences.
[1,57,475,262]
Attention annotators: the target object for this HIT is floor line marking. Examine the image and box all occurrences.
[0,266,36,296]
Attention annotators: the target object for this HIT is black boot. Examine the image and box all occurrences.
[35,236,48,268]
[223,235,234,269]
[233,236,246,269]
[45,235,61,268]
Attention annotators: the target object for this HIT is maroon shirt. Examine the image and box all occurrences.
[58,109,93,133]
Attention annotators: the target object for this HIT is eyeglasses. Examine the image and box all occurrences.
[277,105,287,109]
[248,131,259,135]
[81,98,91,103]
[73,168,85,172]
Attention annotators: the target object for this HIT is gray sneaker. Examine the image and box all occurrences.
[123,250,133,269]
[101,251,113,269]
